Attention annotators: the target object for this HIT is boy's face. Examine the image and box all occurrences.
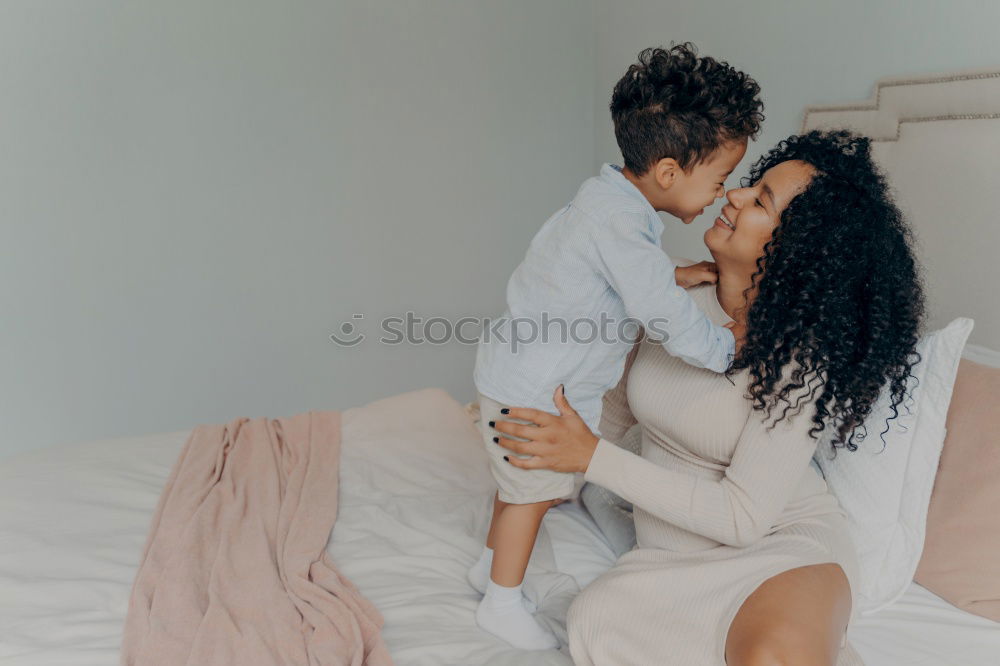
[659,138,748,224]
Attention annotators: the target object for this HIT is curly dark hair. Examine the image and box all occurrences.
[610,43,764,175]
[726,129,925,453]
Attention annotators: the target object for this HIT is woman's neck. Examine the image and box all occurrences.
[714,263,756,324]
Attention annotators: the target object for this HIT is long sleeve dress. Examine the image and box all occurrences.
[567,282,865,666]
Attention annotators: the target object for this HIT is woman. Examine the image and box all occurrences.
[490,130,924,665]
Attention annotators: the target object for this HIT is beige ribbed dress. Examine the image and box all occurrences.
[567,283,865,666]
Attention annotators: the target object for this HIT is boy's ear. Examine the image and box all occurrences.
[652,158,681,191]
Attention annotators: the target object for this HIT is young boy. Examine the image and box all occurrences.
[470,43,764,649]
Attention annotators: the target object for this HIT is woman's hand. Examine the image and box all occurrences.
[491,385,600,474]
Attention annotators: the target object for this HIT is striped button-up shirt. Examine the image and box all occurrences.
[474,163,735,433]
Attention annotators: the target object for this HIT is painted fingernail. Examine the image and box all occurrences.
[500,408,509,414]
[488,420,495,428]
[503,456,510,462]
[492,436,499,443]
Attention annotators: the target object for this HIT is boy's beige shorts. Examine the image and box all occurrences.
[477,392,580,504]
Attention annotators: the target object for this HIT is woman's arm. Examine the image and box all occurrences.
[495,378,820,548]
[584,402,818,548]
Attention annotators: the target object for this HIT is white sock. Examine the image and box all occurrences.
[467,545,493,594]
[468,546,537,612]
[475,580,558,650]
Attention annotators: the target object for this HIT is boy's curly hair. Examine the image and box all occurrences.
[727,129,926,454]
[610,43,764,175]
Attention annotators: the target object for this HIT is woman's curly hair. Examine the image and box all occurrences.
[727,129,925,453]
[610,42,764,174]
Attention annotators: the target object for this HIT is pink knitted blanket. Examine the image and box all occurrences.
[120,411,392,665]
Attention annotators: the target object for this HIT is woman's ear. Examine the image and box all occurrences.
[652,158,680,191]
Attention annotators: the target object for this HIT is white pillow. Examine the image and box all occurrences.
[814,317,974,615]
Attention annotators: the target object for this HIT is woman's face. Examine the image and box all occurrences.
[704,159,816,268]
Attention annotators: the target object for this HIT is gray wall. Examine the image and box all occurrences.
[6,0,1000,459]
[0,1,596,458]
[594,0,1000,262]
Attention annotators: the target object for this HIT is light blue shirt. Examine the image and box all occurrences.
[474,163,735,433]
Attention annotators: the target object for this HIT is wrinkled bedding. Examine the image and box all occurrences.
[1,387,998,665]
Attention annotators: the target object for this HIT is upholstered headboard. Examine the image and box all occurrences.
[802,70,1000,366]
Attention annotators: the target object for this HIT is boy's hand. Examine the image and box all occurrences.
[674,261,719,288]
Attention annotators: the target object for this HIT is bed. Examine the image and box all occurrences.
[2,388,999,666]
[2,71,1000,665]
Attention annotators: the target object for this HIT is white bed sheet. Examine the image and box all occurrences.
[849,583,1000,666]
[1,412,998,665]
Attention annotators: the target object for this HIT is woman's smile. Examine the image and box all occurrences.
[714,210,736,230]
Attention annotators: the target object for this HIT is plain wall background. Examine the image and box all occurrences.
[595,0,1000,262]
[0,0,596,459]
[5,0,1000,458]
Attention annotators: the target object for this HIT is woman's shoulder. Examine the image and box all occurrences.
[685,285,731,327]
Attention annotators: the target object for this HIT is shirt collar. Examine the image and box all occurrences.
[600,163,664,235]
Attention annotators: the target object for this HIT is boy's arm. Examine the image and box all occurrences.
[675,261,719,288]
[590,213,735,373]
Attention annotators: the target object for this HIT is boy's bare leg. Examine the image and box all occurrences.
[485,491,508,550]
[487,494,562,549]
[490,499,556,586]
[476,498,560,649]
